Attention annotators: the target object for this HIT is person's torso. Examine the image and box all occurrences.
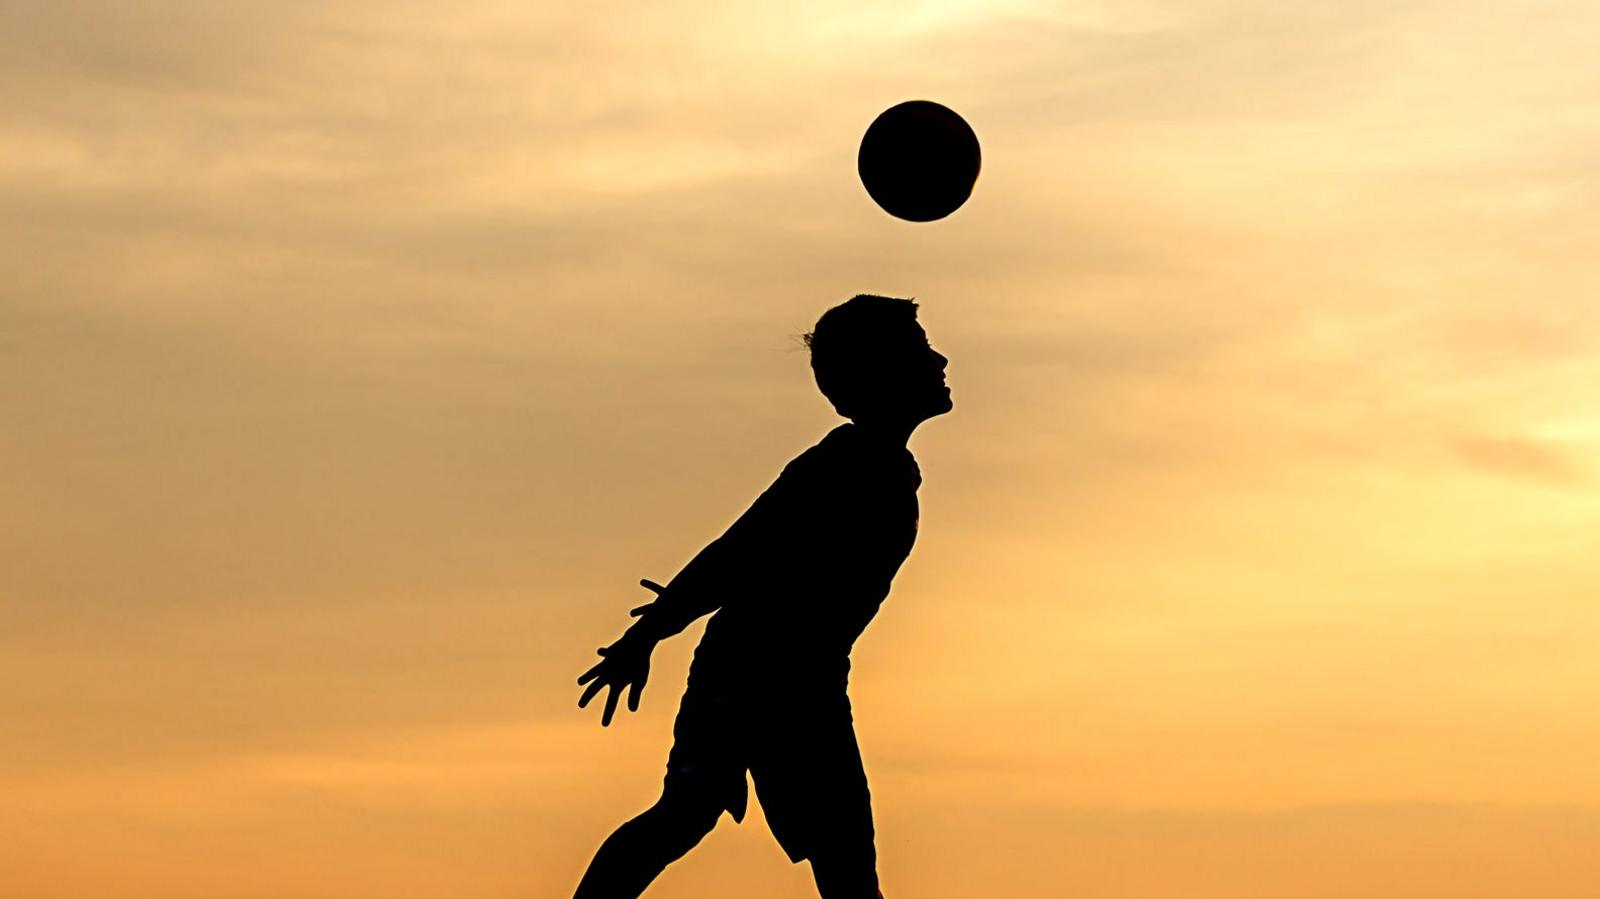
[691,424,921,692]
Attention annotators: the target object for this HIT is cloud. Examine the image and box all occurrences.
[5,4,1600,895]
[1453,432,1588,486]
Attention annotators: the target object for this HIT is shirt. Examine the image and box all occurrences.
[637,423,922,696]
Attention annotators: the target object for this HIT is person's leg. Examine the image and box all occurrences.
[572,787,724,899]
[808,842,881,899]
[753,709,881,899]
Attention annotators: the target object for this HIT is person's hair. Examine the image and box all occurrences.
[802,294,920,419]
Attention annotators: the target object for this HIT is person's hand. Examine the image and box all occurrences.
[576,580,665,726]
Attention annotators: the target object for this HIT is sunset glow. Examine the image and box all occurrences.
[4,1,1600,896]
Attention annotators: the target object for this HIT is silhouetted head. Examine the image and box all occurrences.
[803,294,952,427]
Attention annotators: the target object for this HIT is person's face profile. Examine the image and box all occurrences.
[883,321,952,420]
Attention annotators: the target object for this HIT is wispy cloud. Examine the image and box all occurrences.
[5,1,1600,895]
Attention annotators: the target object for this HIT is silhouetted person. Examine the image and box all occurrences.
[573,295,951,899]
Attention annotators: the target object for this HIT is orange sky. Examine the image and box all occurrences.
[4,1,1600,896]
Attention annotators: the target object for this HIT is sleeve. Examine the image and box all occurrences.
[629,453,815,641]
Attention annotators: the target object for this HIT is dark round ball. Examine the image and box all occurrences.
[858,100,981,222]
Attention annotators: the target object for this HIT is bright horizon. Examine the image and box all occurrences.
[4,1,1600,896]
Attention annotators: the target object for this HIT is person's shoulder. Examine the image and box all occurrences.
[796,424,917,482]
[775,425,852,478]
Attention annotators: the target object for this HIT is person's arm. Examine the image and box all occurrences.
[623,481,787,641]
[576,457,807,725]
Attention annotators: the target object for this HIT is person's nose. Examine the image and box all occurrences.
[932,349,949,371]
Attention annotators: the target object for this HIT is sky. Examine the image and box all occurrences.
[3,0,1599,896]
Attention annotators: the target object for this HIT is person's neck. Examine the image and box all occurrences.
[851,416,919,448]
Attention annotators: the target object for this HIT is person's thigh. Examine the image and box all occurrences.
[749,708,874,864]
[664,686,751,823]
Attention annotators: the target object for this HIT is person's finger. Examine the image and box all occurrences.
[579,679,605,708]
[596,646,609,656]
[577,662,604,685]
[601,684,622,726]
[628,604,652,617]
[639,579,665,595]
[627,677,645,712]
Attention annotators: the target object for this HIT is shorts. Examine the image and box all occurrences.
[663,681,875,864]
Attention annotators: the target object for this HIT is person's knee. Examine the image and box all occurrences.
[809,844,878,899]
[649,790,723,842]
